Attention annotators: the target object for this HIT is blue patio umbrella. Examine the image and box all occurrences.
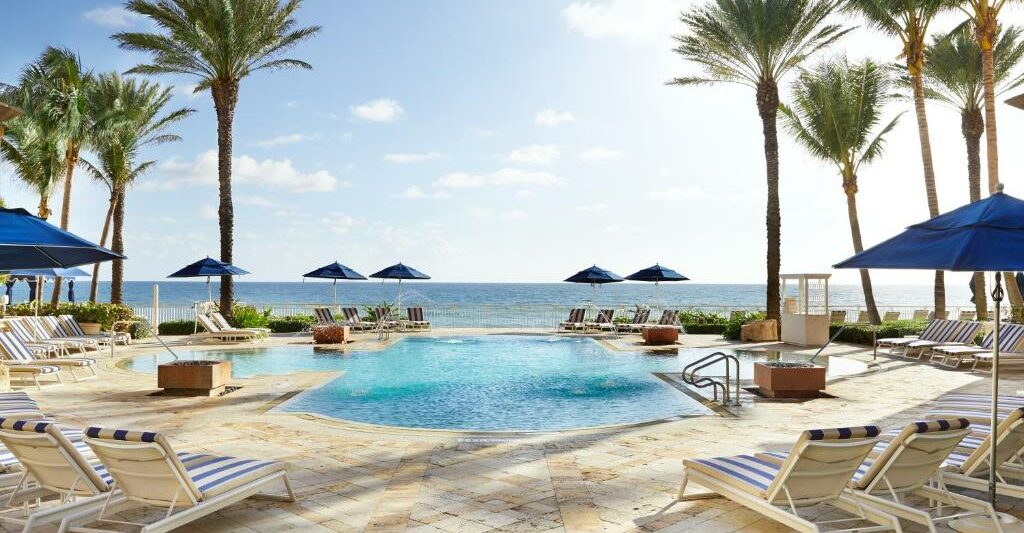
[7,267,91,304]
[303,261,367,305]
[0,207,122,269]
[369,263,430,311]
[835,185,1024,517]
[168,257,250,302]
[626,264,689,309]
[564,265,623,304]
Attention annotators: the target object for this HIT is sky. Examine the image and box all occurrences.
[2,1,1024,290]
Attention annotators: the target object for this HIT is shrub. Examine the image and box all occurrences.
[7,302,135,330]
[158,320,196,335]
[364,303,399,322]
[829,319,929,345]
[723,311,766,340]
[678,310,728,325]
[682,323,727,335]
[129,318,152,340]
[268,315,314,333]
[229,305,271,329]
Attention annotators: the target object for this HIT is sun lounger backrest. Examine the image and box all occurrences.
[567,308,584,323]
[408,307,424,322]
[947,321,982,343]
[21,317,53,341]
[959,408,1024,476]
[342,308,360,323]
[917,319,952,341]
[912,309,929,320]
[0,419,108,497]
[960,311,977,321]
[596,310,613,323]
[313,307,334,325]
[853,419,970,493]
[84,426,203,505]
[6,319,38,344]
[856,311,870,323]
[46,315,74,337]
[637,309,650,324]
[39,316,68,338]
[211,312,233,330]
[59,315,87,336]
[830,310,846,322]
[987,324,1024,352]
[766,426,879,505]
[883,311,900,321]
[0,392,43,419]
[196,314,221,333]
[376,307,391,321]
[0,331,35,362]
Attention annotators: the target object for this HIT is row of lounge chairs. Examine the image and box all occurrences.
[877,318,1024,370]
[0,392,292,532]
[557,308,680,333]
[679,391,1024,532]
[830,309,976,323]
[313,307,432,332]
[193,312,268,343]
[0,315,129,388]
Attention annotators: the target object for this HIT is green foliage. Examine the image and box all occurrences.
[158,320,195,335]
[267,315,313,333]
[229,305,271,329]
[364,303,398,322]
[682,324,728,335]
[829,320,928,345]
[678,310,728,325]
[129,318,152,339]
[723,312,767,340]
[7,302,135,330]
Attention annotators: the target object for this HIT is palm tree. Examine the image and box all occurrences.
[82,73,193,304]
[781,58,901,325]
[846,0,953,315]
[914,27,1024,319]
[19,48,94,304]
[671,0,850,327]
[113,0,321,317]
[0,117,65,219]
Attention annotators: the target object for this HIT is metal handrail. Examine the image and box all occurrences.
[809,325,847,365]
[681,351,741,406]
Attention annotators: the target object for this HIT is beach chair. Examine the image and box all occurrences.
[0,331,97,382]
[912,309,929,321]
[902,321,981,359]
[929,310,949,320]
[677,425,902,532]
[959,310,977,321]
[210,312,269,338]
[406,307,431,331]
[57,426,295,532]
[856,311,871,323]
[558,308,586,332]
[757,419,1000,531]
[313,307,336,326]
[37,316,102,351]
[876,320,962,358]
[58,315,131,345]
[882,311,901,322]
[13,317,91,355]
[928,323,1024,369]
[830,310,847,323]
[341,308,375,331]
[643,310,680,331]
[374,307,400,331]
[728,310,745,321]
[192,315,262,344]
[3,319,64,357]
[585,309,615,332]
[615,309,650,334]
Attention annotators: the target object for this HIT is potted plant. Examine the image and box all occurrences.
[158,360,231,396]
[70,303,106,335]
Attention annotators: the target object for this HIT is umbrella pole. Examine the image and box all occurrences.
[333,279,338,308]
[991,273,1004,505]
[206,276,212,304]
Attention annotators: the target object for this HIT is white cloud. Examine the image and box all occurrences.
[350,98,403,122]
[175,84,201,100]
[534,109,575,127]
[433,168,564,188]
[399,186,450,199]
[647,185,704,201]
[515,190,534,198]
[82,6,144,27]
[146,150,338,192]
[574,203,608,212]
[251,133,318,148]
[384,152,441,163]
[580,147,625,161]
[562,0,684,43]
[503,145,561,165]
[318,212,356,235]
[198,206,217,220]
[469,208,528,220]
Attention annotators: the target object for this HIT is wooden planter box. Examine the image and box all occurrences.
[79,323,102,335]
[753,362,825,398]
[158,360,231,396]
[312,324,350,344]
[642,326,679,346]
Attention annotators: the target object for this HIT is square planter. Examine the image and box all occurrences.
[753,362,825,398]
[312,324,350,345]
[642,326,679,346]
[158,360,231,396]
[78,323,102,335]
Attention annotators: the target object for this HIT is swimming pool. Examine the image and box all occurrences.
[124,335,862,431]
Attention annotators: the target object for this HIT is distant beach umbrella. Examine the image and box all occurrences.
[4,279,13,302]
[168,257,250,303]
[7,267,91,279]
[835,184,1024,514]
[625,264,689,309]
[67,279,75,303]
[370,263,430,310]
[303,261,367,305]
[0,207,123,269]
[26,279,37,302]
[564,265,623,304]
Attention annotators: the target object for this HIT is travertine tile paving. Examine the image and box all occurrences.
[4,330,1018,532]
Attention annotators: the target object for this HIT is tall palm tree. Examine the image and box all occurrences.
[671,0,850,327]
[846,0,953,315]
[914,27,1024,319]
[19,48,94,304]
[82,73,193,304]
[781,58,901,325]
[0,117,65,219]
[113,0,320,317]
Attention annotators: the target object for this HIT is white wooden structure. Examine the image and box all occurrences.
[780,273,831,347]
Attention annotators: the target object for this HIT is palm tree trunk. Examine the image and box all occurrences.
[844,175,880,325]
[37,196,49,220]
[963,108,988,319]
[51,142,80,306]
[756,80,781,332]
[110,187,126,304]
[211,81,238,319]
[90,193,117,303]
[909,68,945,317]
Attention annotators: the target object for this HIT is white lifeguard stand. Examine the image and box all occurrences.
[780,273,831,347]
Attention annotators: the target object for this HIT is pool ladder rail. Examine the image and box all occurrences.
[681,352,741,407]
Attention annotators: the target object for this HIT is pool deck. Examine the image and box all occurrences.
[7,328,1021,532]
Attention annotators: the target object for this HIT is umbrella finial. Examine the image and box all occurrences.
[997,182,1006,193]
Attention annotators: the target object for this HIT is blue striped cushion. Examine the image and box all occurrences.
[807,426,880,440]
[692,454,780,491]
[185,455,282,494]
[85,427,159,442]
[92,452,210,487]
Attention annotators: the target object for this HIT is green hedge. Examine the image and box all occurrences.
[267,315,313,333]
[158,320,195,335]
[682,323,727,334]
[828,320,929,345]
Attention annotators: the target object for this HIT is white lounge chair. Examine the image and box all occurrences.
[59,426,295,532]
[59,315,131,345]
[210,312,269,338]
[192,315,262,344]
[585,309,615,332]
[882,311,900,322]
[758,419,1001,531]
[615,309,650,334]
[558,308,586,332]
[929,324,1024,369]
[876,319,971,358]
[0,331,97,382]
[38,316,103,351]
[340,308,375,331]
[677,425,902,532]
[9,317,90,356]
[405,307,431,331]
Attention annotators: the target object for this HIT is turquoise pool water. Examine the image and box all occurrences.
[125,335,862,431]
